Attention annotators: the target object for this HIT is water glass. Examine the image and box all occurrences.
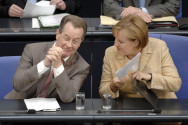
[102,93,112,110]
[76,92,85,110]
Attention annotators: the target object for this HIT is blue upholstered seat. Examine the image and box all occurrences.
[0,56,20,99]
[149,34,188,99]
[160,34,188,98]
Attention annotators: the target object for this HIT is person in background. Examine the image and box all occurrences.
[99,14,181,125]
[0,0,80,18]
[5,15,90,103]
[103,0,180,23]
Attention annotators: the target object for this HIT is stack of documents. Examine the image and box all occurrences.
[100,15,178,27]
[100,15,119,26]
[38,13,69,28]
[24,98,61,111]
[22,1,56,18]
[152,16,178,23]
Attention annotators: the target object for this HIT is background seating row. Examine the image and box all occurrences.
[77,0,186,18]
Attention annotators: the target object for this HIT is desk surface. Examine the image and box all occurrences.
[0,18,187,41]
[0,98,188,122]
[90,18,188,37]
[0,99,93,122]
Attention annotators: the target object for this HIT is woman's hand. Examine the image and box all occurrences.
[132,71,151,81]
[110,76,126,92]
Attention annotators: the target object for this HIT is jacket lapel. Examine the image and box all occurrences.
[139,41,152,72]
[145,0,151,7]
[63,52,77,70]
[132,0,139,7]
[116,53,127,67]
[116,51,134,78]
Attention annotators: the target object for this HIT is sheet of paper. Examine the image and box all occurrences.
[38,13,69,27]
[32,18,40,28]
[22,1,56,18]
[100,15,119,26]
[116,52,141,80]
[24,98,61,111]
[36,1,51,6]
[152,16,177,23]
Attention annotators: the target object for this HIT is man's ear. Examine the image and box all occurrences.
[56,29,60,40]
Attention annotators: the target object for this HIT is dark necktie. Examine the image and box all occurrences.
[39,59,64,97]
[39,70,54,97]
[139,0,145,8]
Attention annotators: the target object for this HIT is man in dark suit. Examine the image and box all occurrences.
[5,15,90,103]
[0,0,80,17]
[103,0,180,23]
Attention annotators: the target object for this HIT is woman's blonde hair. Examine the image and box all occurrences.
[112,15,149,48]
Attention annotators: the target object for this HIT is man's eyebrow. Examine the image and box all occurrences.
[64,34,81,40]
[64,34,69,38]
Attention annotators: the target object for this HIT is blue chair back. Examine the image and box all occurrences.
[160,34,188,98]
[149,33,161,39]
[0,56,20,99]
[149,34,188,98]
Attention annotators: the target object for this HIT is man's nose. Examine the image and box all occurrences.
[66,40,73,47]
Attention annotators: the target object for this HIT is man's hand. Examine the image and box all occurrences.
[110,77,126,92]
[121,6,152,23]
[8,4,24,17]
[50,0,66,10]
[132,71,151,81]
[135,11,152,23]
[44,46,64,68]
[121,6,142,17]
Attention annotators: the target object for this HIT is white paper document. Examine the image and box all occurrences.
[38,13,69,27]
[24,98,61,111]
[32,18,40,28]
[22,1,56,18]
[116,52,141,80]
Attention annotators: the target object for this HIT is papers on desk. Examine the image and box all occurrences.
[152,16,178,23]
[116,52,141,80]
[100,15,119,26]
[22,1,56,18]
[32,13,69,28]
[38,13,69,27]
[24,98,61,111]
[100,15,178,27]
[32,18,40,28]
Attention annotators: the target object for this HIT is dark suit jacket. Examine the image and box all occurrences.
[103,0,180,19]
[5,42,90,103]
[0,0,80,18]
